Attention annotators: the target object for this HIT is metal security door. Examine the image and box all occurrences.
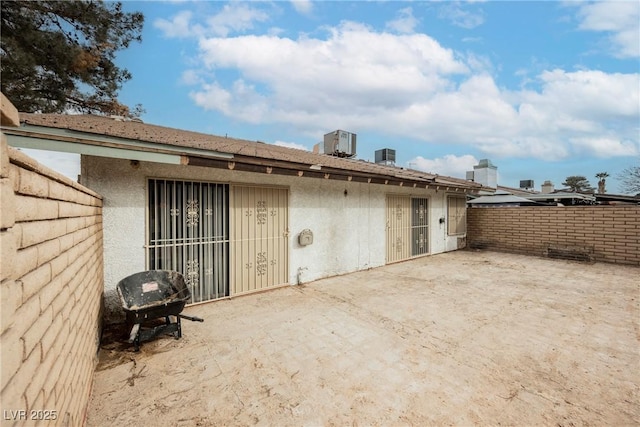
[231,186,289,296]
[411,198,429,256]
[386,195,411,263]
[147,179,229,303]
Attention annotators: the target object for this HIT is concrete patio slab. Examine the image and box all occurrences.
[86,251,640,426]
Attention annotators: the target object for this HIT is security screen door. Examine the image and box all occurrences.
[411,198,429,256]
[230,186,289,296]
[147,179,229,303]
[386,195,429,263]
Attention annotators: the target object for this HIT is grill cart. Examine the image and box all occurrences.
[116,270,203,351]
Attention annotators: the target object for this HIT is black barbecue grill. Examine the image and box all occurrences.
[116,270,203,351]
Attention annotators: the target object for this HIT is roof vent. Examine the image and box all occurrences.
[520,179,534,190]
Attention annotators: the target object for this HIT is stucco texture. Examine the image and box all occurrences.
[81,156,463,321]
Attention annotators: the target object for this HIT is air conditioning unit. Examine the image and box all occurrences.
[375,148,396,166]
[520,179,534,189]
[323,130,356,158]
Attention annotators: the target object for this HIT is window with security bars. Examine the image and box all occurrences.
[147,179,229,303]
[447,196,467,235]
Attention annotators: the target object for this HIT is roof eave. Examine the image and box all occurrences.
[4,118,482,192]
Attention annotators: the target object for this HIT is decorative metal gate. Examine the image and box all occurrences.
[386,195,429,263]
[231,186,289,295]
[386,195,411,263]
[411,198,429,256]
[147,179,229,303]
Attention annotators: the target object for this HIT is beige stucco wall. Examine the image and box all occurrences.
[81,156,466,322]
[0,138,103,426]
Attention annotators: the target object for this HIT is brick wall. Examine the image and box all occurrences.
[467,206,640,266]
[1,137,104,425]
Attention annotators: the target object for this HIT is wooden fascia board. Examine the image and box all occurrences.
[186,155,448,187]
[227,154,440,184]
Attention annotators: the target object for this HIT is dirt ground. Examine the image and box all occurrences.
[85,251,639,426]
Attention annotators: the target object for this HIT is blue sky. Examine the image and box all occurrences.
[26,0,639,193]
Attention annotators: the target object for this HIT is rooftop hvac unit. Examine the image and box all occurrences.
[323,130,356,158]
[375,148,396,166]
[520,179,534,189]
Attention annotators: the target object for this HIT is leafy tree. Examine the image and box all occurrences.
[562,176,594,193]
[1,1,144,116]
[595,171,609,194]
[618,164,640,195]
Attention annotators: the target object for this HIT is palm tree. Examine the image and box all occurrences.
[595,172,609,194]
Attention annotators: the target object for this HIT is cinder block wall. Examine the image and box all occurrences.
[1,138,104,425]
[467,206,640,266]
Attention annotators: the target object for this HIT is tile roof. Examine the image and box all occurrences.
[17,113,482,190]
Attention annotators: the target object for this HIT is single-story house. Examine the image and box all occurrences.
[594,193,640,205]
[524,191,596,205]
[3,114,485,321]
[467,193,542,207]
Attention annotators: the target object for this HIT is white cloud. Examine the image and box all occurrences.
[154,10,202,38]
[206,3,269,37]
[274,140,309,151]
[475,137,570,160]
[575,1,640,58]
[438,2,485,29]
[396,74,519,145]
[290,0,313,15]
[154,4,269,39]
[462,36,483,43]
[190,82,233,114]
[180,69,203,85]
[183,20,637,162]
[190,80,268,124]
[516,69,640,135]
[570,136,640,158]
[464,52,494,74]
[385,7,419,34]
[408,154,478,178]
[192,21,468,124]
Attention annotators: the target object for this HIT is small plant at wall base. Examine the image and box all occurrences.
[562,176,595,193]
[618,164,640,195]
[595,172,609,194]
